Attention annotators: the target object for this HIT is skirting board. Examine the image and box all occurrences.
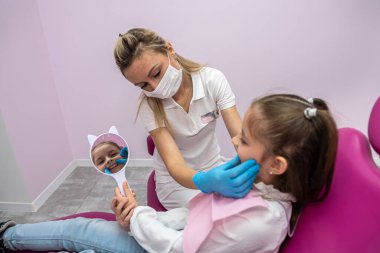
[0,158,153,212]
[1,157,379,212]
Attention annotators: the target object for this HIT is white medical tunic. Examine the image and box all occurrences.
[138,67,236,209]
[130,183,294,253]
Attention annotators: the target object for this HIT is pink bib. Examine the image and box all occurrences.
[183,191,268,253]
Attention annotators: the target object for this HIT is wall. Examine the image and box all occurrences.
[0,0,72,209]
[0,114,30,203]
[1,0,379,209]
[37,0,380,158]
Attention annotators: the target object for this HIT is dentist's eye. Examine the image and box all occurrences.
[240,137,247,145]
[141,83,148,90]
[153,71,160,78]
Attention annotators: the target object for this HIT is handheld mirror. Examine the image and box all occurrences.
[87,126,131,196]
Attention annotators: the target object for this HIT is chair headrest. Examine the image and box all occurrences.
[368,96,380,154]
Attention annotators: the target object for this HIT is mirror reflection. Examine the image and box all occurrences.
[87,126,129,175]
[91,141,128,174]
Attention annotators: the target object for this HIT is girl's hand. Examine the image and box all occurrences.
[111,182,138,230]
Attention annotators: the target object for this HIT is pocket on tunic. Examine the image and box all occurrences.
[200,109,220,124]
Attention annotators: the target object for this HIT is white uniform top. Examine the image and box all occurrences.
[130,182,294,253]
[138,67,236,208]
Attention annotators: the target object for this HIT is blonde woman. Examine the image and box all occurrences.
[114,28,258,209]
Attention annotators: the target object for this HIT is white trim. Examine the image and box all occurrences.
[126,158,154,168]
[3,156,376,213]
[32,160,78,211]
[0,159,153,212]
[0,160,77,212]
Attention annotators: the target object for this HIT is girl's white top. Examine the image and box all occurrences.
[130,182,295,253]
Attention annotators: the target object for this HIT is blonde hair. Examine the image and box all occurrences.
[114,28,204,129]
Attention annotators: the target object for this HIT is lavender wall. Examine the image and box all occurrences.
[0,0,72,203]
[1,0,379,205]
[37,0,380,159]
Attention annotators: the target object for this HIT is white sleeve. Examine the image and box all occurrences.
[205,68,236,110]
[137,99,159,133]
[130,206,188,253]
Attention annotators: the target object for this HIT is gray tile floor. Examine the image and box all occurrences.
[0,166,152,224]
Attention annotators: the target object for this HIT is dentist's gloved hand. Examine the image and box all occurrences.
[116,146,129,165]
[193,156,260,198]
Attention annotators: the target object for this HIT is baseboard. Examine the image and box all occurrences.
[1,157,377,212]
[0,160,77,212]
[0,159,153,212]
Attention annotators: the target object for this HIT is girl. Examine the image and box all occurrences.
[1,94,338,253]
[91,141,127,174]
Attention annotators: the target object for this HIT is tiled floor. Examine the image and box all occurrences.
[0,166,152,224]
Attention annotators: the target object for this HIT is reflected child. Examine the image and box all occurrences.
[91,141,128,174]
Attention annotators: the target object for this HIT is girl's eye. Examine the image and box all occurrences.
[97,159,105,165]
[111,152,118,157]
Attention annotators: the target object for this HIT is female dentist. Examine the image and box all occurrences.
[115,28,258,209]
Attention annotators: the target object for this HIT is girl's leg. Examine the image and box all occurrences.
[3,217,146,253]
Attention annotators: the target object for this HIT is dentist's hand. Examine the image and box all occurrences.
[193,156,260,198]
[116,146,129,165]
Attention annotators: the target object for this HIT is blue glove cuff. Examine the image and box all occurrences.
[193,172,211,194]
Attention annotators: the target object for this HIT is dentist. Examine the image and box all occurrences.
[114,28,258,209]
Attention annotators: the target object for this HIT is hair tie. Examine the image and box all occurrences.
[304,107,317,119]
[307,98,314,104]
[118,33,123,37]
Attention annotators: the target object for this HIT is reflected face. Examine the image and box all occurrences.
[122,49,180,92]
[91,142,124,174]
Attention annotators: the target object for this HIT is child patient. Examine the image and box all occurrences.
[0,94,338,253]
[91,141,128,174]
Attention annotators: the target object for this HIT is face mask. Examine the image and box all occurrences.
[143,55,183,99]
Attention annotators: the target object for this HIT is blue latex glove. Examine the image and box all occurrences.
[193,155,260,198]
[116,146,128,165]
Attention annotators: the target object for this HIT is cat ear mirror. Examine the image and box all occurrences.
[87,126,131,195]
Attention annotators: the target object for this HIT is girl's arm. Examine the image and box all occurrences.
[112,182,138,230]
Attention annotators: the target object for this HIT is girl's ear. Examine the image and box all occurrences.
[269,156,288,175]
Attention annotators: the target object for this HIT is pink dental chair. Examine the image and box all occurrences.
[146,136,167,212]
[280,96,380,253]
[14,97,380,253]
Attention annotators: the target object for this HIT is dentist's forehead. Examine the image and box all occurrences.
[122,50,165,83]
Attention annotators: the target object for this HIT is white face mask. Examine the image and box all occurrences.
[143,54,183,99]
